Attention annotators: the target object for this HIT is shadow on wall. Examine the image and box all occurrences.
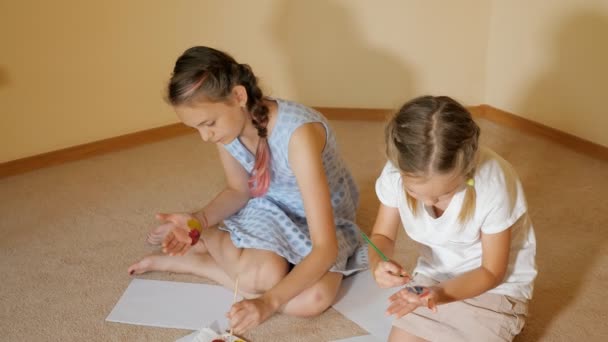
[269,2,416,228]
[517,11,608,146]
[509,12,608,341]
[269,1,415,109]
[0,67,9,88]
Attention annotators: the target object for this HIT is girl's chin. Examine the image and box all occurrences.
[218,137,234,145]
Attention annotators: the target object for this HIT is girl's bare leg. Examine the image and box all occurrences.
[280,271,343,317]
[201,226,348,317]
[131,226,291,296]
[138,225,348,318]
[200,227,291,294]
[389,326,428,342]
[127,242,234,289]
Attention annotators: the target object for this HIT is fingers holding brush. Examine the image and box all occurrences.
[373,260,410,288]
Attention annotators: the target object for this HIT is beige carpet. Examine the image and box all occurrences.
[1,118,606,341]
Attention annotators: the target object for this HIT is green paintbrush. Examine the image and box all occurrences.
[360,230,405,277]
[360,230,389,261]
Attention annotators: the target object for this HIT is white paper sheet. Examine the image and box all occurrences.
[332,272,396,341]
[106,279,234,330]
[176,329,245,342]
[330,335,384,342]
[175,321,248,342]
[176,330,199,342]
[175,321,222,342]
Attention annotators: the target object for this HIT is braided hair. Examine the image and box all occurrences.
[168,46,271,196]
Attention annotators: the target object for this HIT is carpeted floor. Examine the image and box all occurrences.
[1,118,606,341]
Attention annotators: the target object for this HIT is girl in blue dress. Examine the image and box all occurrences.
[128,46,367,334]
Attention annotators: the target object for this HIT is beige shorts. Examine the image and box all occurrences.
[392,274,528,342]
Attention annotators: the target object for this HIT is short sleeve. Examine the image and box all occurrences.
[481,177,528,234]
[375,162,402,208]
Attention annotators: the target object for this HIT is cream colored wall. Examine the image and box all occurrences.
[0,1,181,162]
[485,0,608,147]
[0,0,489,162]
[178,0,490,109]
[3,1,606,163]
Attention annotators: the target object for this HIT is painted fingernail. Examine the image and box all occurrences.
[129,270,134,275]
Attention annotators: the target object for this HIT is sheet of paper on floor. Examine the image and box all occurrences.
[175,330,199,342]
[106,279,233,330]
[176,328,246,342]
[332,271,395,341]
[175,320,246,342]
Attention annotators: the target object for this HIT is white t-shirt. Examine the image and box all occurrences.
[375,148,537,300]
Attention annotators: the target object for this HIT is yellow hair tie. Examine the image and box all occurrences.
[466,178,475,187]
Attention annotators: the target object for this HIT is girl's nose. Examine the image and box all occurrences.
[199,128,212,142]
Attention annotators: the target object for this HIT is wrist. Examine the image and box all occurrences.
[429,285,445,304]
[187,211,208,245]
[191,210,209,229]
[369,256,382,272]
[261,292,281,312]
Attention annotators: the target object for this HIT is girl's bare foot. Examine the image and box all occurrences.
[127,251,235,290]
[128,242,210,275]
[128,255,165,275]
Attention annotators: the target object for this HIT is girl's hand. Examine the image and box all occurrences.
[372,260,411,288]
[227,296,277,335]
[157,213,197,256]
[386,286,438,318]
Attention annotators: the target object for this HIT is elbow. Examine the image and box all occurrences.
[491,276,505,289]
[486,268,507,289]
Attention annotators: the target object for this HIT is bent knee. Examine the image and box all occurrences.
[237,255,289,294]
[287,284,337,317]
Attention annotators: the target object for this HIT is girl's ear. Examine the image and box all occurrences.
[232,85,248,107]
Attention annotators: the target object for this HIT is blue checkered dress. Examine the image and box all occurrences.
[220,98,368,275]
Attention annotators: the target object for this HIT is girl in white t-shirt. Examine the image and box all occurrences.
[369,95,537,342]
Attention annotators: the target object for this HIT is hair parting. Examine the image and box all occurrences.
[386,95,481,224]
